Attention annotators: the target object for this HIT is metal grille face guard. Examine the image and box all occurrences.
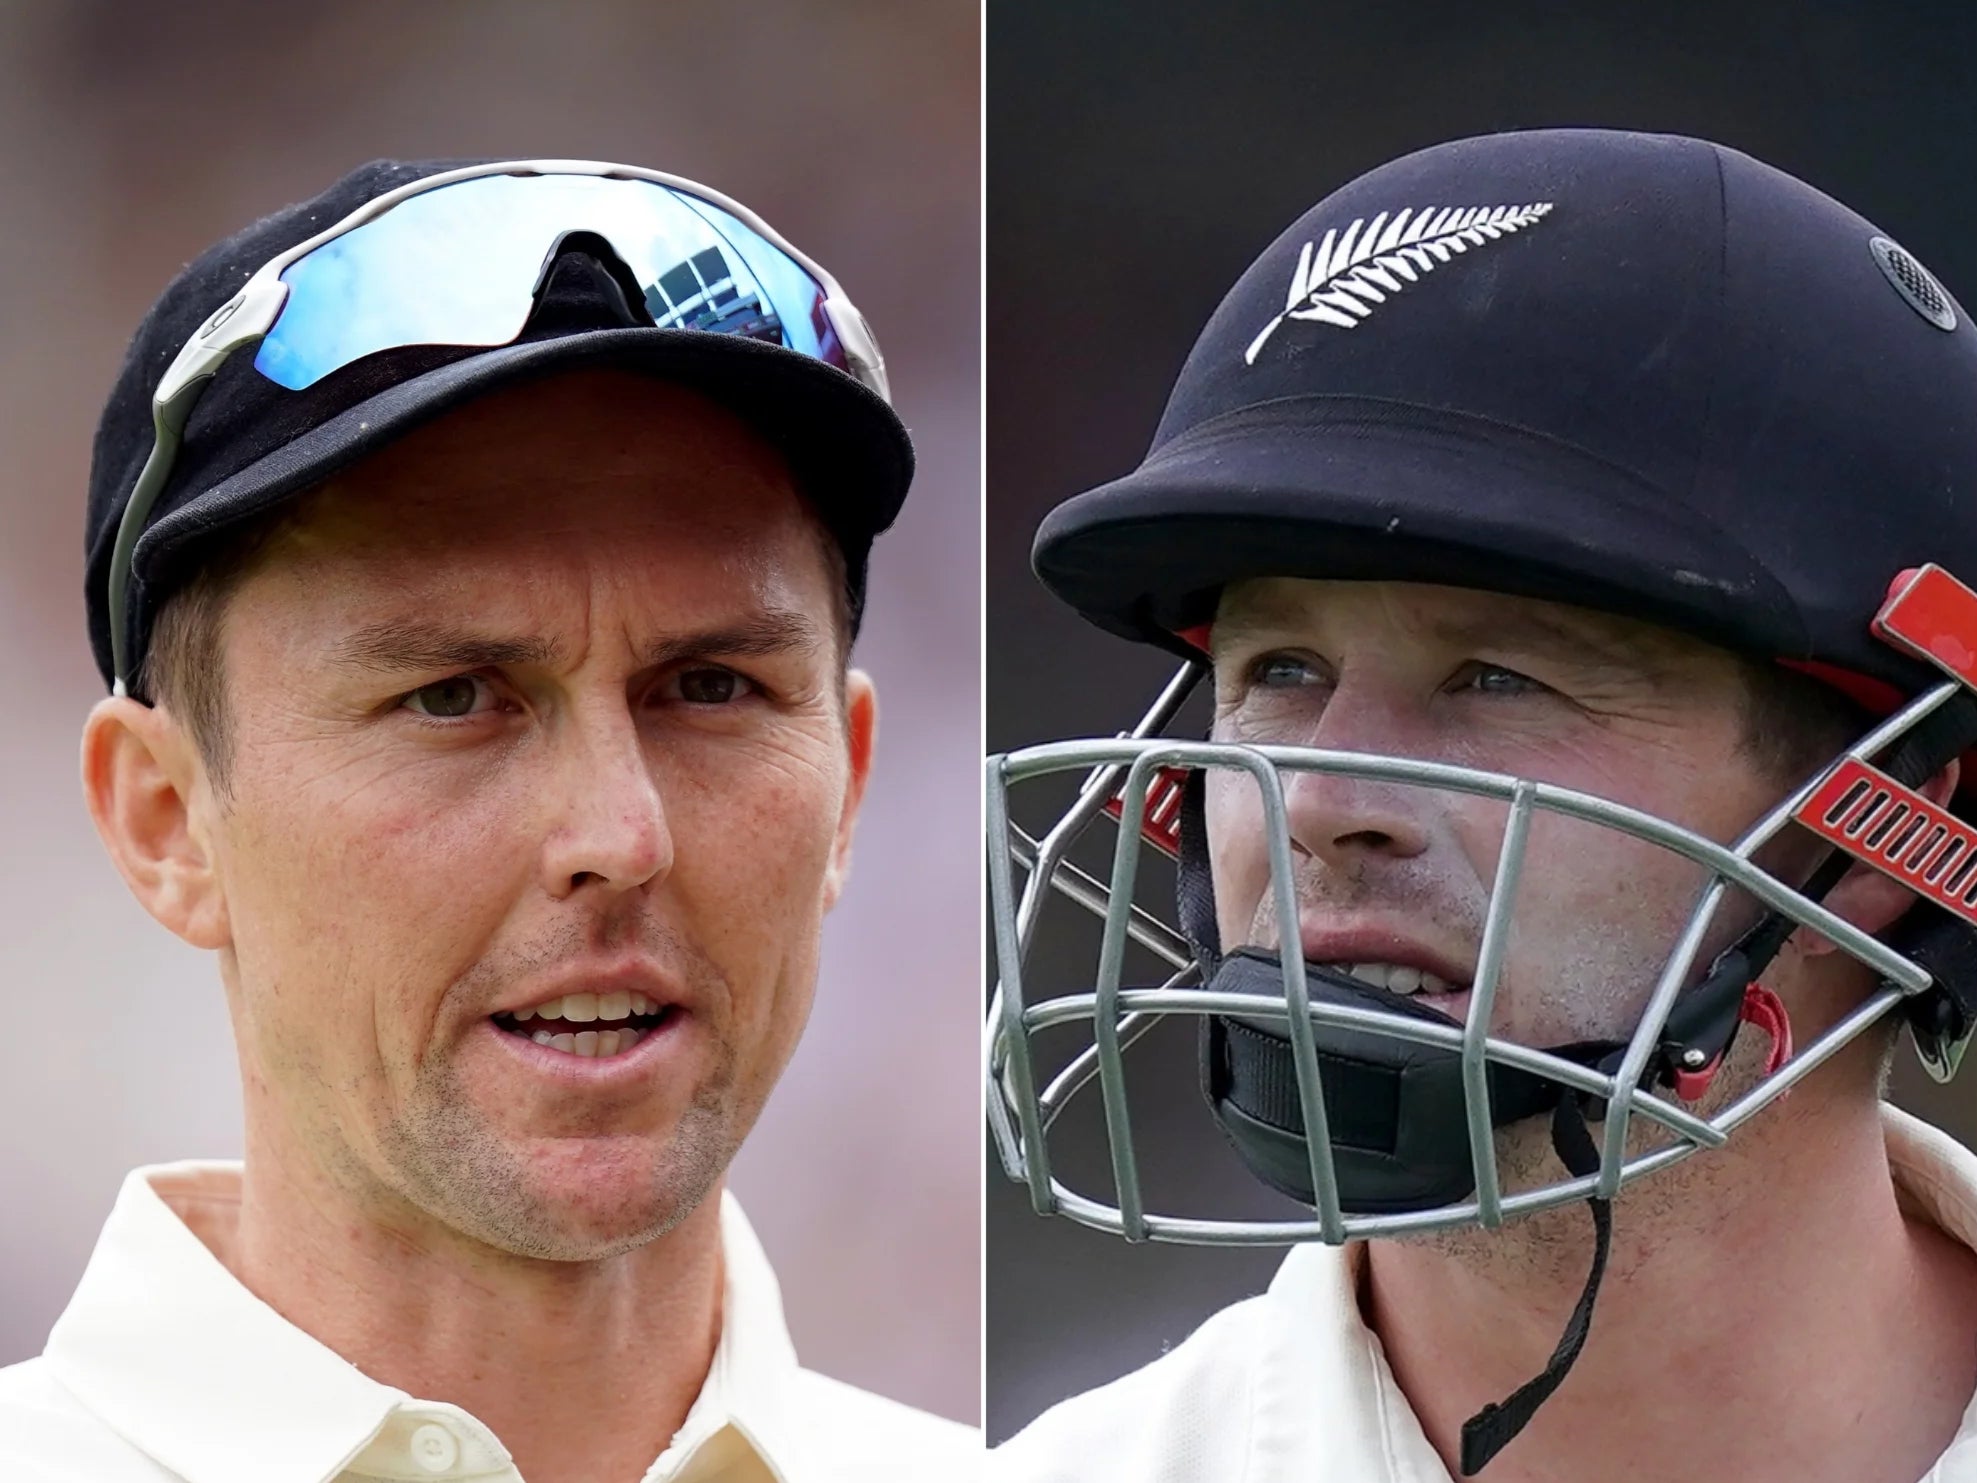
[987,568,1977,1248]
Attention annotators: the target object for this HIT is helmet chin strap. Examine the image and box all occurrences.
[1458,1094,1610,1474]
[1169,695,1977,1472]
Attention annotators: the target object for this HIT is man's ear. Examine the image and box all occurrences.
[1801,756,1961,953]
[821,669,878,912]
[80,697,230,949]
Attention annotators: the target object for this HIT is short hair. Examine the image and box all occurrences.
[137,492,853,798]
[1736,657,1873,784]
[135,505,296,795]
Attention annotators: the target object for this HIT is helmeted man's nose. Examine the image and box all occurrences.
[1280,683,1434,868]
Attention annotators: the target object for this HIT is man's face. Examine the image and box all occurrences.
[1206,579,1795,1052]
[191,368,867,1259]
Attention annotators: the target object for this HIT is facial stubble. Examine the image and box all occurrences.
[375,932,744,1264]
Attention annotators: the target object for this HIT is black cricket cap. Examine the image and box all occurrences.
[1035,128,1977,708]
[86,158,912,695]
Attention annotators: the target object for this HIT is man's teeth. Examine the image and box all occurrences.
[1329,961,1457,996]
[511,990,657,1023]
[529,1027,645,1057]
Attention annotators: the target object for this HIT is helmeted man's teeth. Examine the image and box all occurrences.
[1330,961,1456,996]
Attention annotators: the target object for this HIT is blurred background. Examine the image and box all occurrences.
[0,0,977,1426]
[988,0,1977,1444]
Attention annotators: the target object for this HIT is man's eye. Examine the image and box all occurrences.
[1456,663,1545,696]
[665,667,758,705]
[1249,653,1325,689]
[402,675,495,718]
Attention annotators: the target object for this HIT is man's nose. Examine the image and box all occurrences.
[540,706,674,899]
[1280,687,1433,867]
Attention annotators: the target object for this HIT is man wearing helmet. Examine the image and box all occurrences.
[989,129,1977,1482]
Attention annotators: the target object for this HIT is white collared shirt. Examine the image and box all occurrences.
[992,1105,1977,1483]
[0,1162,977,1483]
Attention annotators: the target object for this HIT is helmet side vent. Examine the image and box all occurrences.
[1871,236,1957,331]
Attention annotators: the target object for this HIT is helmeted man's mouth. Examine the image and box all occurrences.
[1315,960,1469,997]
[491,991,675,1058]
[1291,920,1479,1005]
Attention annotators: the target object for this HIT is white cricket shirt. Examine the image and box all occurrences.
[0,1162,977,1482]
[992,1105,1977,1482]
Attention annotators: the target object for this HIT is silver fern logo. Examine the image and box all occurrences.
[1244,202,1555,364]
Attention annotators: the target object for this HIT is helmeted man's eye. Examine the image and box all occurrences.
[1250,653,1323,688]
[1457,663,1546,696]
[403,676,489,718]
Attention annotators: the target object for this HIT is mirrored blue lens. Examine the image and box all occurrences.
[253,173,841,390]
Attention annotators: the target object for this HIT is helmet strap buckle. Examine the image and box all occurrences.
[1667,982,1794,1102]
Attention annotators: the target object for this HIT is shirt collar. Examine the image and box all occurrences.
[1261,1241,1445,1480]
[43,1161,809,1483]
[1261,1103,1977,1482]
[1884,1101,1977,1248]
[648,1193,805,1483]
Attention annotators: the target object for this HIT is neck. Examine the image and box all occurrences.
[1363,1082,1977,1483]
[225,1115,725,1483]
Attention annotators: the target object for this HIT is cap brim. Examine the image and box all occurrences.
[130,327,909,626]
[1034,397,1807,664]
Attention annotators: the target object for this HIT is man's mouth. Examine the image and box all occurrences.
[491,991,675,1058]
[1316,961,1468,998]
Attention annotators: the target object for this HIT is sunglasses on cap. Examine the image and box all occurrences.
[105,158,890,695]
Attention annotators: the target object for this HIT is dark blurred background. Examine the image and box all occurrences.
[988,0,1977,1443]
[0,0,976,1425]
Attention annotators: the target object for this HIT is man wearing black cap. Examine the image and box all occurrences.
[0,160,976,1481]
[989,129,1977,1481]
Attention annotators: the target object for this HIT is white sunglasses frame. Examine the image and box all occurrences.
[106,158,888,695]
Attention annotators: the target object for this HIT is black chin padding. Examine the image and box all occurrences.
[1200,950,1573,1214]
